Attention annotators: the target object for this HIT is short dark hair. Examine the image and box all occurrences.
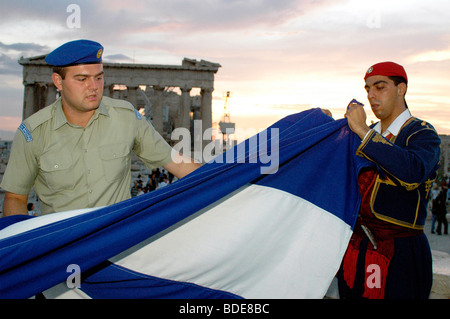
[388,76,407,86]
[388,76,408,108]
[53,67,67,79]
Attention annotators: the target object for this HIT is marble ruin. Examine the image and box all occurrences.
[18,56,221,148]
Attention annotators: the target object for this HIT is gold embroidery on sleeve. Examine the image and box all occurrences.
[372,134,393,146]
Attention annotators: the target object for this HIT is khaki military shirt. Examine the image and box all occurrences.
[0,96,173,214]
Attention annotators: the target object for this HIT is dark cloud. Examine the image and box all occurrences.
[13,0,344,43]
[0,42,49,53]
[0,42,50,76]
[138,0,316,31]
[0,54,22,75]
[104,54,133,62]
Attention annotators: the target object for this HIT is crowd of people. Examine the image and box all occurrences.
[430,176,449,236]
[130,168,176,197]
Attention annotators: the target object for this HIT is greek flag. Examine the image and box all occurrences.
[0,108,368,299]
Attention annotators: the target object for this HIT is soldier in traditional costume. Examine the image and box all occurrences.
[338,62,441,299]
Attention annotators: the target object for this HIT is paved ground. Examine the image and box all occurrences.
[425,215,450,299]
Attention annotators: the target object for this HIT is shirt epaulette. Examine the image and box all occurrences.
[102,96,142,120]
[19,102,56,139]
[18,123,33,142]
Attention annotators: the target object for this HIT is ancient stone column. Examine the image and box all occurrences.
[200,87,214,154]
[127,86,138,108]
[34,82,47,112]
[23,83,35,120]
[180,86,192,131]
[152,86,165,135]
[46,83,57,106]
[201,87,213,133]
[103,84,114,97]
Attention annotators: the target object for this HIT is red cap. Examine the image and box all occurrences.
[364,61,408,84]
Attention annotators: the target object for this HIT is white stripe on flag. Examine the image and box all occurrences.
[109,183,352,298]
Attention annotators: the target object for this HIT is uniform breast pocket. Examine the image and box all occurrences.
[99,143,131,183]
[40,153,75,191]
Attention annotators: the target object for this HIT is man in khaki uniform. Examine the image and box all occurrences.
[1,40,200,216]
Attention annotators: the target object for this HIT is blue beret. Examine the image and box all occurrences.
[45,39,103,67]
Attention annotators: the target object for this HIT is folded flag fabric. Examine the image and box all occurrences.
[0,108,369,299]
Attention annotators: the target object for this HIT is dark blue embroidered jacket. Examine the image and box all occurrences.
[356,117,441,229]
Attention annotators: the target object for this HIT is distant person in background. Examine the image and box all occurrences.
[146,173,157,191]
[430,184,440,233]
[1,39,200,216]
[27,203,36,217]
[433,188,448,235]
[158,175,169,189]
[130,181,139,197]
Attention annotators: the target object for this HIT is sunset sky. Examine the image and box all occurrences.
[0,0,449,140]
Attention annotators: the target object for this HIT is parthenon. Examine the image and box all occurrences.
[18,56,221,146]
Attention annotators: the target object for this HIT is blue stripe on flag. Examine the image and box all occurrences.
[79,261,242,299]
[0,108,371,298]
